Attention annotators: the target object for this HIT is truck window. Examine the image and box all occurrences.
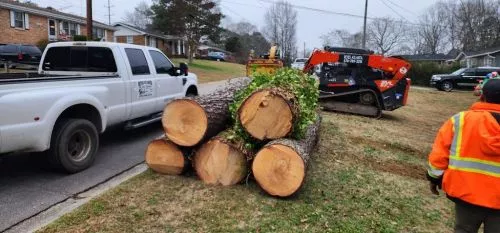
[125,48,150,75]
[149,50,173,74]
[21,45,41,54]
[4,45,18,53]
[43,46,117,72]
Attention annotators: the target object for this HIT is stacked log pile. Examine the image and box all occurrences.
[145,69,320,197]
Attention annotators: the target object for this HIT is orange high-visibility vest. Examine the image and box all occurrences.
[428,102,500,209]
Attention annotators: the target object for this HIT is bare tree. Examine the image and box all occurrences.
[367,17,406,55]
[417,2,449,54]
[264,1,298,65]
[228,21,258,36]
[320,30,364,48]
[434,0,500,51]
[123,1,153,29]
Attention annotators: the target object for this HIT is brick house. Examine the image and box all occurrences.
[113,22,187,57]
[0,0,115,45]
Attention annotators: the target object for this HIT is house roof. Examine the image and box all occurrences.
[464,46,500,58]
[0,0,115,31]
[399,53,453,61]
[114,22,184,41]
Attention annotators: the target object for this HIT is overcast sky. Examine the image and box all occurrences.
[30,0,437,51]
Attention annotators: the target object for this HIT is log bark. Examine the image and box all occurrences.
[145,137,191,175]
[162,78,250,147]
[192,130,251,186]
[238,88,298,141]
[252,115,321,197]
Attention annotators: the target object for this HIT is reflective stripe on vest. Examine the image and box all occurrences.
[428,162,445,178]
[450,112,465,157]
[449,156,500,178]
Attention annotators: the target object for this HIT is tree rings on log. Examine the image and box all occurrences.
[145,138,186,175]
[238,89,296,140]
[162,99,208,147]
[193,139,248,186]
[252,144,306,197]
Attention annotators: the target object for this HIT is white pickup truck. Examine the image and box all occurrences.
[0,42,198,173]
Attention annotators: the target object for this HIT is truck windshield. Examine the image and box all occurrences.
[42,46,117,72]
[451,68,467,75]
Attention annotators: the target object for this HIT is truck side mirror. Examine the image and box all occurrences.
[180,62,188,76]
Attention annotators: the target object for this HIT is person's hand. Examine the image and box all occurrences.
[429,182,440,195]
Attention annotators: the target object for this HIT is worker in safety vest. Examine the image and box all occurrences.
[427,79,500,233]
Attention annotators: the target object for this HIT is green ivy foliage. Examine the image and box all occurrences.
[229,68,319,140]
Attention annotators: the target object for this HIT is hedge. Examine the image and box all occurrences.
[406,61,461,86]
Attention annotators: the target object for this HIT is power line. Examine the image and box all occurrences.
[250,0,427,27]
[385,0,418,16]
[379,0,409,22]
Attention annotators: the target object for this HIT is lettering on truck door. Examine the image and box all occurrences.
[124,47,157,119]
[148,50,184,112]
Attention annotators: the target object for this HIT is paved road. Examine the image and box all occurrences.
[0,79,234,232]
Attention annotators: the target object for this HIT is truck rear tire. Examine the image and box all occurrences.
[48,118,99,173]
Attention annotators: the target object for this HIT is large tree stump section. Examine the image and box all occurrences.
[192,132,250,186]
[238,88,298,141]
[162,78,250,147]
[252,116,321,197]
[145,138,188,175]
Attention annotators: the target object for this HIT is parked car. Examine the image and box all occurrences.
[0,43,42,68]
[430,66,500,91]
[291,58,308,70]
[208,51,225,61]
[0,42,198,173]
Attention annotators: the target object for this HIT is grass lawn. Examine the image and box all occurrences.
[171,58,246,83]
[38,88,478,233]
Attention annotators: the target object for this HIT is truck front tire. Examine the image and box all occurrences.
[440,81,454,92]
[48,118,99,173]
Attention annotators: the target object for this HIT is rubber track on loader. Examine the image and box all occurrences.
[318,89,382,118]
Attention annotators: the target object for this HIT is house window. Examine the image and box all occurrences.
[69,23,77,36]
[62,22,69,35]
[61,22,78,36]
[126,36,133,44]
[150,38,157,48]
[14,11,24,28]
[10,11,29,29]
[92,28,104,39]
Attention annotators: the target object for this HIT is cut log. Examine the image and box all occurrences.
[252,116,321,197]
[162,78,250,147]
[145,138,188,175]
[192,131,250,186]
[238,88,298,140]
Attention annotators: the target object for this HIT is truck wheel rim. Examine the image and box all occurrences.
[67,130,92,162]
[443,82,452,91]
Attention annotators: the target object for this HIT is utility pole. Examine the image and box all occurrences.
[362,0,368,49]
[106,0,113,25]
[303,42,306,58]
[86,0,93,40]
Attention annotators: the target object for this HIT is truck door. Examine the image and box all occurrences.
[124,48,157,119]
[147,50,184,112]
[458,68,478,87]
